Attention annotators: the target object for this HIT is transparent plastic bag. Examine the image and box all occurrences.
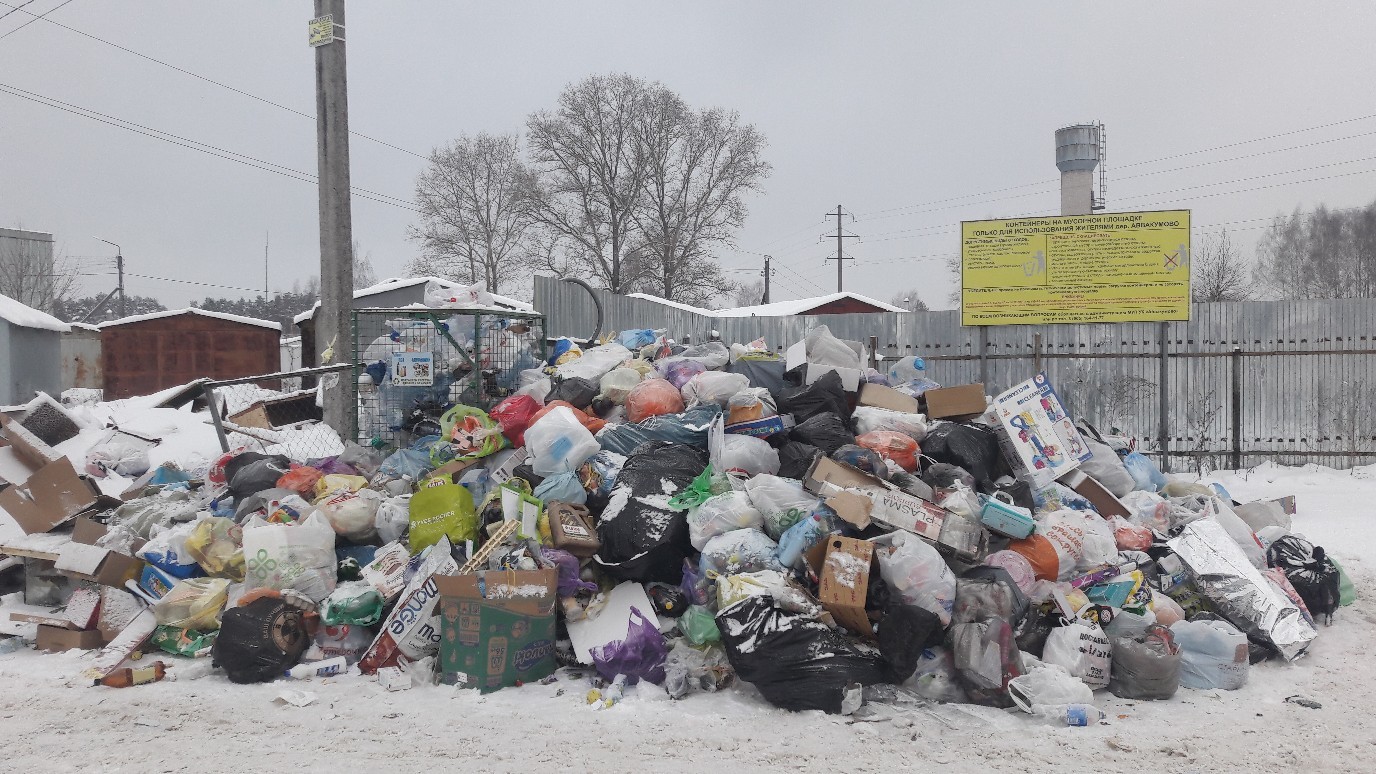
[873,531,957,626]
[656,359,707,390]
[1171,618,1249,690]
[524,406,601,475]
[699,529,783,578]
[316,488,383,541]
[423,279,493,308]
[1108,624,1181,700]
[719,434,780,477]
[803,325,861,370]
[675,341,730,370]
[744,474,822,540]
[726,387,777,424]
[374,494,412,544]
[597,367,643,405]
[185,517,245,581]
[682,372,750,408]
[856,430,920,472]
[625,378,687,423]
[851,406,927,442]
[154,577,230,631]
[1008,661,1095,714]
[687,491,764,550]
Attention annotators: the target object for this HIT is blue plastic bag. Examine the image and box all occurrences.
[774,511,834,570]
[589,606,667,685]
[534,471,587,505]
[597,404,723,456]
[1122,451,1166,493]
[617,329,656,350]
[377,448,434,480]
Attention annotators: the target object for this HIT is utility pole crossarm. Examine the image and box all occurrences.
[823,205,858,293]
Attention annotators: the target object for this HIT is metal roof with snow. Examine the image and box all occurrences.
[98,308,282,331]
[0,292,70,333]
[626,291,906,317]
[293,277,534,325]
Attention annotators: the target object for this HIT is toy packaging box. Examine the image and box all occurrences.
[991,373,1092,488]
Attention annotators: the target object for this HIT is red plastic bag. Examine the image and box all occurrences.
[589,606,667,685]
[276,464,323,496]
[530,400,606,435]
[490,394,542,447]
[625,378,686,423]
[208,447,249,485]
[856,430,920,472]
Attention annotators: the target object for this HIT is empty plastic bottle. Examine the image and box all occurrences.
[284,655,347,679]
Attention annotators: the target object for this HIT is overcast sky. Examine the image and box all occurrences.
[3,1,1375,310]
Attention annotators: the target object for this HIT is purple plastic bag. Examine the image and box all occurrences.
[680,558,708,606]
[541,548,598,597]
[308,456,361,477]
[658,359,706,390]
[589,606,668,685]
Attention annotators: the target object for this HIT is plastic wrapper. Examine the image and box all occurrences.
[873,530,956,626]
[154,577,230,631]
[152,625,217,658]
[851,406,927,443]
[727,387,777,424]
[656,358,707,390]
[137,521,203,579]
[1171,618,1249,690]
[590,606,668,685]
[831,444,889,481]
[597,367,643,405]
[555,343,633,382]
[1167,519,1316,661]
[788,412,855,455]
[699,528,783,579]
[489,394,542,447]
[626,378,688,422]
[408,483,477,552]
[719,434,780,477]
[687,491,764,550]
[525,406,602,476]
[774,370,850,422]
[1108,624,1181,700]
[317,488,383,542]
[682,371,750,408]
[717,595,891,714]
[321,580,385,626]
[311,624,374,665]
[597,404,721,457]
[744,474,823,541]
[856,430,920,472]
[185,517,246,581]
[595,442,708,583]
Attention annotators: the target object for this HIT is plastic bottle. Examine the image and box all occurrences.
[96,661,167,688]
[1040,704,1106,727]
[284,656,347,679]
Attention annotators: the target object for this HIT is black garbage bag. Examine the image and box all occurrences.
[992,478,1035,512]
[789,412,855,455]
[1267,535,1342,624]
[212,596,309,684]
[547,376,599,410]
[227,454,292,499]
[876,600,943,683]
[921,462,975,491]
[594,442,708,584]
[921,422,1006,489]
[774,370,851,423]
[597,404,721,456]
[717,595,890,714]
[777,441,822,480]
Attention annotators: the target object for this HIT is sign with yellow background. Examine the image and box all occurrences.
[961,210,1191,326]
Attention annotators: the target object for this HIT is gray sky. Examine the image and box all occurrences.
[3,1,1375,310]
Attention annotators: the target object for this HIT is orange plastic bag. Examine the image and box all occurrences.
[276,464,323,496]
[530,400,606,435]
[1112,516,1154,551]
[1008,534,1060,581]
[625,378,685,423]
[856,430,920,472]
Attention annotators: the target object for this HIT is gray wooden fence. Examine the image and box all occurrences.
[535,276,1376,471]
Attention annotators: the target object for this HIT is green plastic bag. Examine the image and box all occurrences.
[439,404,508,462]
[678,604,721,645]
[1333,557,1357,606]
[668,466,715,511]
[321,580,384,626]
[409,481,478,553]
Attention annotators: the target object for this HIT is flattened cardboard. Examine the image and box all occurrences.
[10,609,79,629]
[1058,469,1131,519]
[924,384,987,419]
[434,568,558,693]
[425,456,482,485]
[55,543,143,588]
[0,415,103,534]
[817,537,876,639]
[97,586,145,644]
[858,383,920,414]
[36,624,103,652]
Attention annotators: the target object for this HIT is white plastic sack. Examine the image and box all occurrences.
[1042,618,1112,689]
[1171,618,1249,690]
[242,511,338,602]
[873,530,957,626]
[687,491,765,550]
[1008,661,1095,714]
[555,343,633,382]
[699,528,783,578]
[598,367,642,404]
[524,406,601,476]
[1204,497,1266,568]
[136,520,201,578]
[85,442,151,479]
[719,435,780,478]
[374,494,412,544]
[1079,438,1135,497]
[803,325,861,370]
[851,406,928,442]
[1036,509,1118,579]
[674,341,730,370]
[682,371,750,408]
[423,279,493,309]
[744,474,822,540]
[317,487,383,542]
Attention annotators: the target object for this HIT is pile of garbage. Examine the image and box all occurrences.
[0,325,1354,722]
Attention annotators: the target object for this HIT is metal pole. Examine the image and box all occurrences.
[762,255,771,304]
[116,253,125,317]
[203,384,230,453]
[314,0,355,434]
[1231,346,1243,470]
[1158,321,1170,473]
[1033,332,1043,374]
[978,325,989,385]
[835,204,843,292]
[868,335,879,372]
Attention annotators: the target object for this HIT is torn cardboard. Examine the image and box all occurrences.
[0,414,103,534]
[36,624,102,652]
[924,384,987,419]
[858,383,920,414]
[1058,469,1131,519]
[55,542,143,588]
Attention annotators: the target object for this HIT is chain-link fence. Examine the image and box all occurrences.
[351,308,546,451]
[203,364,353,462]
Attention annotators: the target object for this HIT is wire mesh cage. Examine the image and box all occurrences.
[203,365,352,462]
[351,308,546,451]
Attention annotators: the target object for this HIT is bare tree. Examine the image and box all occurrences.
[1183,388,1226,474]
[1191,228,1252,302]
[943,254,962,308]
[730,280,765,308]
[526,75,653,294]
[0,235,77,314]
[888,289,930,312]
[1252,200,1376,299]
[631,89,770,306]
[408,133,536,296]
[352,240,377,289]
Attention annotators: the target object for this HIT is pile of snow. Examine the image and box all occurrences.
[0,292,69,333]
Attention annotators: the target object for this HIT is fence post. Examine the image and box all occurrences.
[1158,321,1170,473]
[203,383,229,453]
[1231,346,1243,470]
[868,335,879,371]
[978,326,989,385]
[1033,333,1043,374]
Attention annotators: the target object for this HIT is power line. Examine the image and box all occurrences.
[0,0,37,23]
[1113,128,1376,183]
[1117,112,1376,169]
[0,0,428,160]
[0,0,71,41]
[1117,165,1376,206]
[125,272,280,295]
[0,82,420,211]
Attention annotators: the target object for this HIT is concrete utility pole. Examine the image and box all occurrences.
[312,0,354,434]
[96,237,125,317]
[761,254,771,304]
[823,205,857,293]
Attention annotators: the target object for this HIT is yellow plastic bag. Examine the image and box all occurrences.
[314,474,369,502]
[185,517,245,581]
[154,577,230,631]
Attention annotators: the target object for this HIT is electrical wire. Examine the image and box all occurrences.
[125,272,278,295]
[0,0,428,159]
[0,0,36,23]
[0,0,70,40]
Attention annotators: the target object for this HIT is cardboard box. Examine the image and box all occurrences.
[1058,469,1130,519]
[923,384,988,419]
[785,338,866,392]
[0,414,103,534]
[425,456,482,485]
[858,383,920,414]
[435,569,558,693]
[725,415,794,439]
[54,542,144,589]
[96,587,145,644]
[815,536,876,638]
[376,666,412,692]
[36,624,103,652]
[991,374,1091,488]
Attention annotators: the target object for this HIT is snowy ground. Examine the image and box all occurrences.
[2,463,1376,773]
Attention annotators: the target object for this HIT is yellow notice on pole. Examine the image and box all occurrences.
[960,210,1191,326]
[308,14,335,47]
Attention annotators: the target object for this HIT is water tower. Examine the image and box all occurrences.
[1055,123,1107,215]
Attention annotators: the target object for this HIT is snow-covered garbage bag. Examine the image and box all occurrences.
[595,442,708,584]
[717,594,891,714]
[682,371,750,408]
[84,436,151,478]
[699,528,783,579]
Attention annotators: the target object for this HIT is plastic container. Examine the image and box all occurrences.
[285,655,348,679]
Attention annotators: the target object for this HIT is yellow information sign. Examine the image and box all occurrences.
[961,210,1191,326]
[308,15,335,47]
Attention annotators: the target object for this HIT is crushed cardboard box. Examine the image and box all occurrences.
[923,383,987,420]
[0,414,103,534]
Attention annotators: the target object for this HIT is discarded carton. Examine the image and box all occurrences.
[815,536,876,638]
[55,542,144,589]
[724,415,794,439]
[63,586,102,629]
[1059,469,1131,519]
[97,587,145,644]
[425,456,482,485]
[0,415,102,534]
[991,374,1091,487]
[858,383,920,414]
[923,384,987,419]
[376,666,411,692]
[36,624,103,652]
[785,338,866,392]
[435,568,558,692]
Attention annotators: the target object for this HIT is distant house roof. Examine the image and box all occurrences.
[0,292,70,333]
[293,276,534,325]
[98,307,282,331]
[627,291,906,317]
